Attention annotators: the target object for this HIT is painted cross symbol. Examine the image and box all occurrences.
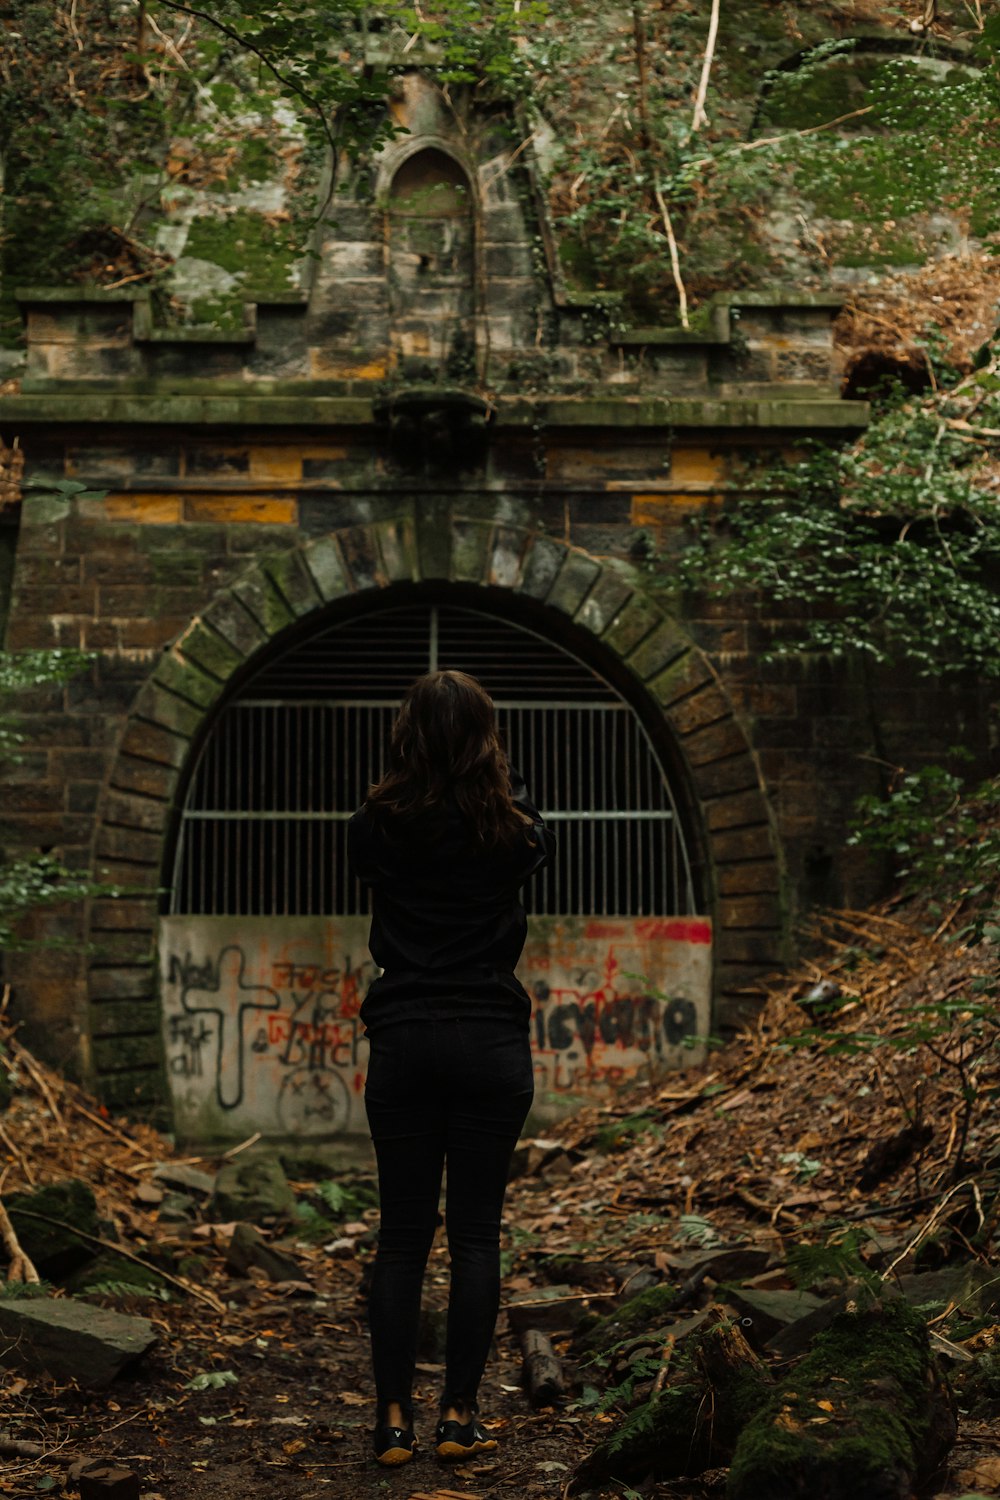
[167,945,280,1111]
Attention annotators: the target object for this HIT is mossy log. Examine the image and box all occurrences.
[727,1293,957,1500]
[569,1317,772,1490]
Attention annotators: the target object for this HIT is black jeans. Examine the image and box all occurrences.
[364,1011,534,1422]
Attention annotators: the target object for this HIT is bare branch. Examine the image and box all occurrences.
[654,184,689,330]
[691,0,721,132]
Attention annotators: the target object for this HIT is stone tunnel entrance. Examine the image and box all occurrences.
[158,593,713,1142]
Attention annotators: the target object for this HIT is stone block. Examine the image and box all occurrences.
[16,584,96,616]
[715,929,783,966]
[92,824,163,865]
[77,1462,141,1500]
[481,520,530,590]
[118,720,190,769]
[176,445,252,476]
[483,243,534,277]
[177,621,245,683]
[201,593,269,657]
[153,651,222,708]
[248,445,303,482]
[717,860,782,896]
[302,535,352,601]
[574,568,633,637]
[14,555,82,586]
[67,782,101,813]
[450,520,491,584]
[711,824,777,862]
[518,535,566,600]
[415,510,452,582]
[93,493,182,525]
[90,897,158,931]
[718,894,784,930]
[339,524,386,592]
[184,495,297,526]
[94,1069,162,1110]
[108,757,180,802]
[692,754,760,799]
[213,1154,295,1223]
[87,965,156,1002]
[92,1032,162,1071]
[132,683,204,739]
[1,783,64,813]
[375,517,419,584]
[546,551,601,616]
[684,718,756,767]
[263,549,323,618]
[648,649,714,705]
[626,622,688,684]
[89,927,157,965]
[4,615,62,649]
[705,789,772,831]
[225,1222,303,1283]
[87,999,159,1037]
[0,1297,156,1387]
[669,684,734,736]
[602,594,662,657]
[230,569,296,637]
[481,205,530,243]
[322,241,385,278]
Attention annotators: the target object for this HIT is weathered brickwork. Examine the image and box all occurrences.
[0,73,990,1117]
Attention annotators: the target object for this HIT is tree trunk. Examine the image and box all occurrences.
[568,1315,772,1490]
[728,1294,956,1500]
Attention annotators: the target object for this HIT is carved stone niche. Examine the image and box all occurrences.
[374,387,492,474]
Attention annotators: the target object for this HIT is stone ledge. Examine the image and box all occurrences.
[0,392,869,430]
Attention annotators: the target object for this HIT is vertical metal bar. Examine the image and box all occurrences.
[624,714,633,915]
[429,603,439,672]
[270,709,277,915]
[586,710,595,915]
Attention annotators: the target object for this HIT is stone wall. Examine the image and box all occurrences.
[0,393,990,1115]
[0,73,991,1120]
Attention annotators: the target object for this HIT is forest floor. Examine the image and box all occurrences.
[2,892,1000,1500]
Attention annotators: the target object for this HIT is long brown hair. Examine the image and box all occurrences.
[367,670,532,846]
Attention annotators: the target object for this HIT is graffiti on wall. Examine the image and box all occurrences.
[524,916,711,1100]
[160,917,378,1139]
[160,913,712,1140]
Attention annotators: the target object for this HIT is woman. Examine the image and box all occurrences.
[348,669,554,1467]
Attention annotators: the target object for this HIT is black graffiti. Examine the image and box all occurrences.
[534,992,697,1058]
[166,945,280,1111]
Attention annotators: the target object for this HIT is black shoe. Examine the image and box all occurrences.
[435,1415,498,1460]
[372,1422,417,1466]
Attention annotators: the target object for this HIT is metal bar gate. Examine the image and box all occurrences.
[172,604,697,920]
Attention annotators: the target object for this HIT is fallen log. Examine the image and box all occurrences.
[569,1288,957,1497]
[520,1327,565,1407]
[728,1291,956,1500]
[567,1314,772,1490]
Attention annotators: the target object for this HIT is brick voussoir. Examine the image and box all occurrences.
[117,719,190,769]
[545,550,602,617]
[262,548,323,618]
[449,520,492,585]
[518,534,566,601]
[301,534,353,600]
[201,591,270,657]
[176,619,247,682]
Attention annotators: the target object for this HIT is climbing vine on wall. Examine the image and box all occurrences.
[674,346,1000,680]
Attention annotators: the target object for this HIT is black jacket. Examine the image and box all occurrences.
[347,774,554,1031]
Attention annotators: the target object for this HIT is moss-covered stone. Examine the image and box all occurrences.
[7,1179,101,1280]
[577,1283,679,1358]
[728,1293,956,1500]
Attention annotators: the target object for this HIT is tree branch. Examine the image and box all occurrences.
[0,1196,40,1285]
[691,0,721,132]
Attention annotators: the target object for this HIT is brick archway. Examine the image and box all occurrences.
[86,514,784,1109]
